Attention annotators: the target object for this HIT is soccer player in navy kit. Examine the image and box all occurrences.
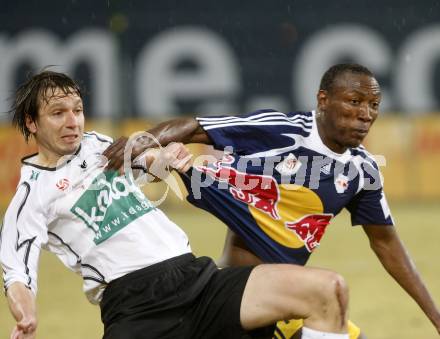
[105,63,440,338]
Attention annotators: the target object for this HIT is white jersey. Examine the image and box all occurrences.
[0,132,191,304]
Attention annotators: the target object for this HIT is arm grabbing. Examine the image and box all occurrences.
[363,224,440,334]
[133,142,193,182]
[104,117,211,170]
[147,117,211,146]
[7,282,37,339]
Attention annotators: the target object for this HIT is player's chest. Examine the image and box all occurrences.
[28,153,107,218]
[250,152,360,213]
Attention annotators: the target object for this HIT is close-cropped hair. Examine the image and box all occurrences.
[11,70,82,142]
[319,63,374,93]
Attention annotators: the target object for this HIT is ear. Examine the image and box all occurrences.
[25,115,37,134]
[316,89,329,111]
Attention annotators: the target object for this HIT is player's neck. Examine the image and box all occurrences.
[316,115,347,154]
[35,150,62,167]
[36,146,76,168]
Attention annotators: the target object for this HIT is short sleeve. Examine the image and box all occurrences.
[346,160,394,226]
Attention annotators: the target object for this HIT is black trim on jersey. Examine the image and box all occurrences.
[274,326,287,339]
[21,145,82,171]
[81,263,106,283]
[84,132,112,145]
[48,231,81,264]
[15,233,36,288]
[16,182,31,221]
[83,276,107,284]
[8,182,34,289]
[47,232,107,282]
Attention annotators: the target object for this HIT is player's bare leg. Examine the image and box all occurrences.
[240,264,349,337]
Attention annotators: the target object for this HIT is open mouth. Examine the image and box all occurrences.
[62,134,79,142]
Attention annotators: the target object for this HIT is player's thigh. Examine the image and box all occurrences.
[240,264,346,330]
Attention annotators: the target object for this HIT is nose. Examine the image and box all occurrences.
[65,110,79,128]
[358,104,373,122]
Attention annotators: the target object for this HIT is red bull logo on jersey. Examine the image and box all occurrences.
[285,214,333,252]
[195,155,281,220]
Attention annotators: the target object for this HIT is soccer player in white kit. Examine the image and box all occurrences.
[1,70,353,339]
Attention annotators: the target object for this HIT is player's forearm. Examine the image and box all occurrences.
[7,282,38,334]
[103,119,204,171]
[369,233,440,331]
[145,117,211,148]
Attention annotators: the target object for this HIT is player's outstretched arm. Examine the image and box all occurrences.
[134,142,193,182]
[363,224,440,335]
[6,282,37,339]
[146,117,211,146]
[104,118,210,170]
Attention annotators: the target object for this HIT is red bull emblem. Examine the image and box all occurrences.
[196,155,281,220]
[285,214,333,252]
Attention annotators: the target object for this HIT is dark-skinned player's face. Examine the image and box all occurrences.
[317,72,381,153]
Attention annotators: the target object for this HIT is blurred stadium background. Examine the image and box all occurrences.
[0,1,439,338]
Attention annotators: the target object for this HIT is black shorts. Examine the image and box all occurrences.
[100,253,272,339]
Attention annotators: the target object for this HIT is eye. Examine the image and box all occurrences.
[370,102,380,110]
[350,99,360,105]
[53,111,62,116]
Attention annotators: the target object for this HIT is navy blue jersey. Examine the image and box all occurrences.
[180,109,393,265]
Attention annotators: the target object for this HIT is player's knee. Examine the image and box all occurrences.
[333,273,349,315]
[313,271,349,314]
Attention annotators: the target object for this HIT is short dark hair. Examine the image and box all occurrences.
[11,70,82,142]
[319,63,374,93]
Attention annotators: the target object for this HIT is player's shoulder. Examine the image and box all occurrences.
[350,145,380,171]
[197,108,313,122]
[239,108,313,121]
[83,131,113,145]
[5,169,35,218]
[238,109,314,131]
[285,110,313,119]
[17,155,40,185]
[82,131,113,153]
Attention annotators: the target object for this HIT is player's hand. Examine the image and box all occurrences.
[144,142,193,179]
[104,135,159,172]
[10,317,37,339]
[166,142,193,173]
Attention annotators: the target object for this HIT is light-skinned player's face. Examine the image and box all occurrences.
[316,72,381,153]
[26,88,84,165]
